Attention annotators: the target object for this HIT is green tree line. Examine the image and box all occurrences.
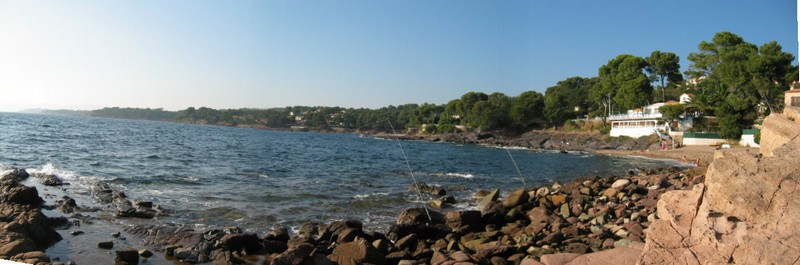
[49,32,797,139]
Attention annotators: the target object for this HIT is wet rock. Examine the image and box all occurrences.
[410,182,447,196]
[34,173,63,186]
[115,248,139,264]
[297,222,319,239]
[272,243,314,265]
[138,249,153,258]
[0,168,29,182]
[264,226,291,242]
[1,182,43,206]
[56,196,78,213]
[97,241,113,249]
[219,233,260,252]
[337,227,366,243]
[397,207,444,225]
[477,189,500,211]
[262,240,288,254]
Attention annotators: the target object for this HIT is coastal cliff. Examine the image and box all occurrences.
[637,106,800,264]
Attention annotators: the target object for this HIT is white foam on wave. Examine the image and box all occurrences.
[183,176,200,182]
[353,192,390,200]
[444,172,474,179]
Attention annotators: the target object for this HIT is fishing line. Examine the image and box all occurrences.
[505,147,527,188]
[387,120,433,223]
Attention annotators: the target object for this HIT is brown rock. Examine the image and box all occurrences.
[331,238,386,264]
[550,195,567,205]
[220,233,261,252]
[397,208,444,225]
[566,246,641,265]
[526,207,554,224]
[540,253,580,265]
[477,189,500,211]
[564,243,588,254]
[395,233,419,250]
[445,211,482,232]
[760,109,800,156]
[639,117,800,265]
[115,248,139,264]
[300,254,335,265]
[272,243,314,265]
[600,188,618,198]
[475,241,511,258]
[521,257,545,265]
[262,240,289,254]
[502,188,530,208]
[0,238,36,256]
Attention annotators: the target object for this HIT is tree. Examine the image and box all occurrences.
[658,104,686,124]
[510,91,544,130]
[687,32,798,139]
[593,54,653,115]
[544,77,596,123]
[646,51,683,102]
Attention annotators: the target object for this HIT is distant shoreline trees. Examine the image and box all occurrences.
[41,31,798,140]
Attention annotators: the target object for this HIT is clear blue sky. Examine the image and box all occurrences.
[0,0,797,111]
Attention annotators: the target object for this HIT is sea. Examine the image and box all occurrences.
[0,112,683,234]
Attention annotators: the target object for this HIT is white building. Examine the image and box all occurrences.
[608,102,668,138]
[679,93,693,104]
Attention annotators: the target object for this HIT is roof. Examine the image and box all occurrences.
[666,100,681,105]
[786,89,800,94]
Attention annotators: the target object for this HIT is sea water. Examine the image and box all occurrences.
[0,112,682,233]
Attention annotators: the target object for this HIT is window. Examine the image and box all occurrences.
[792,96,800,107]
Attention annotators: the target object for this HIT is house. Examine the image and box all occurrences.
[679,93,693,104]
[786,85,800,108]
[608,102,668,138]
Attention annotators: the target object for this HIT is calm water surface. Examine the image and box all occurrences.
[0,112,681,232]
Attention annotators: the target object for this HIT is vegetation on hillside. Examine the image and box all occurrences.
[42,32,797,139]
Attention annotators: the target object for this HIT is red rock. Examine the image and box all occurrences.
[331,238,386,264]
[540,252,579,265]
[502,188,530,208]
[550,195,567,205]
[566,245,641,265]
[527,207,554,224]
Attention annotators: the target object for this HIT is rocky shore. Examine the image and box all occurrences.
[1,106,797,264]
[377,130,659,153]
[0,163,703,265]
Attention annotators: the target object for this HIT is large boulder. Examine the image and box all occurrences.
[331,238,386,264]
[397,207,444,225]
[638,110,800,264]
[759,107,800,156]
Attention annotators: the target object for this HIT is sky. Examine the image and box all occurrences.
[0,0,797,112]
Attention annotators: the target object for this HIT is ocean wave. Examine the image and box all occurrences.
[353,192,390,200]
[445,172,474,179]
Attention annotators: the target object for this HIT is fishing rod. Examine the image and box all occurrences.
[505,147,527,188]
[387,120,433,223]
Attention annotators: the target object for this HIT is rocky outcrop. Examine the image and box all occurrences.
[759,106,800,156]
[0,172,62,264]
[638,109,800,264]
[91,181,163,219]
[416,131,659,152]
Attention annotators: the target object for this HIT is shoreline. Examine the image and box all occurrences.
[1,161,703,264]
